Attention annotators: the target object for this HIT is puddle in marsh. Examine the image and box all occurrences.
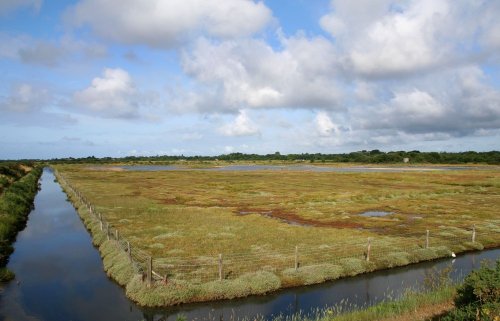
[0,168,498,321]
[360,211,393,217]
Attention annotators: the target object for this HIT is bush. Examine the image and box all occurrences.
[442,260,500,321]
[455,260,500,307]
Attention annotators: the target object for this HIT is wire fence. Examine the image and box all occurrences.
[54,170,500,286]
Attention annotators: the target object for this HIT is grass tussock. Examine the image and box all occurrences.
[101,240,135,286]
[126,271,281,306]
[282,264,343,285]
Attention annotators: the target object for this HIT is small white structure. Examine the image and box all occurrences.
[403,158,410,163]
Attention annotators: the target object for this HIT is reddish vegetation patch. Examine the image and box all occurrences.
[161,198,179,205]
[236,208,363,229]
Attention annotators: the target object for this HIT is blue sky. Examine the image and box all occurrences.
[1,0,499,159]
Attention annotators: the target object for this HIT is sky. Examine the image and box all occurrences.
[1,0,499,159]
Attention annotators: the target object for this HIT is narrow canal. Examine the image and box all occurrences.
[0,168,498,321]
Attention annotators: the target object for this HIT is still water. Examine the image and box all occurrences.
[0,168,498,321]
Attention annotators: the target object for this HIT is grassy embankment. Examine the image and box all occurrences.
[280,259,499,321]
[54,164,500,306]
[0,163,42,281]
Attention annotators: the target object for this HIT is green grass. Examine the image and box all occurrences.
[0,164,42,281]
[53,164,500,306]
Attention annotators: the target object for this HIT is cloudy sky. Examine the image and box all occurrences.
[1,0,499,159]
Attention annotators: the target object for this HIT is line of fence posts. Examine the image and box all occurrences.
[56,172,169,285]
[55,172,486,284]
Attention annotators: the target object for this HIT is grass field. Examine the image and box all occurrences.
[54,163,500,305]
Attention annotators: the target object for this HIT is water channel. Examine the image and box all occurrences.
[0,168,498,321]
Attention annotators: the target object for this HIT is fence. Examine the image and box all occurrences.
[54,170,498,286]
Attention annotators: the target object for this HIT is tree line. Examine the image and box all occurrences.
[42,150,500,165]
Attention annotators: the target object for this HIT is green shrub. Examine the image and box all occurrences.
[455,260,500,307]
[442,260,500,321]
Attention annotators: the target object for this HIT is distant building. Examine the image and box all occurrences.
[403,158,410,163]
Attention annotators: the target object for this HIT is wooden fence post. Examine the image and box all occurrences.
[115,229,119,240]
[472,225,476,243]
[294,245,298,271]
[100,221,103,231]
[426,229,430,249]
[218,254,223,281]
[147,256,152,286]
[367,238,372,261]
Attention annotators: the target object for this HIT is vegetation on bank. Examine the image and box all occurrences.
[44,150,500,165]
[259,260,499,321]
[0,163,42,281]
[442,259,500,320]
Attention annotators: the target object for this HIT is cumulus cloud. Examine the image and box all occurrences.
[0,33,107,67]
[321,0,500,78]
[66,0,272,48]
[354,66,500,136]
[0,0,41,15]
[219,110,259,136]
[73,68,139,118]
[0,84,50,113]
[315,111,339,137]
[176,34,341,113]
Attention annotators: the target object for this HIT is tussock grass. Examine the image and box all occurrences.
[101,240,135,286]
[282,264,343,285]
[377,251,411,268]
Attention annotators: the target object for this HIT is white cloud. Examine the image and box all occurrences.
[320,0,500,78]
[0,33,107,67]
[73,68,139,118]
[177,34,341,113]
[315,111,339,136]
[66,0,272,48]
[353,66,500,136]
[0,0,41,15]
[219,110,260,136]
[0,84,49,113]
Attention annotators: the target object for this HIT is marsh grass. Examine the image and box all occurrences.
[53,164,500,306]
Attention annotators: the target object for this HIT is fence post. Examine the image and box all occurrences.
[127,241,132,262]
[426,229,430,249]
[115,229,119,240]
[106,223,110,240]
[294,245,298,271]
[366,238,371,262]
[100,221,103,231]
[147,256,152,286]
[472,225,476,243]
[218,254,223,281]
